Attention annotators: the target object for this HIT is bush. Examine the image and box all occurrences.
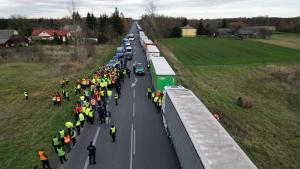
[169,27,181,38]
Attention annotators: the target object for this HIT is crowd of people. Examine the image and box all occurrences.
[37,59,130,169]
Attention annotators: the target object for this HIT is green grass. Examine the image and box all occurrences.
[0,44,115,169]
[161,37,300,169]
[162,37,300,65]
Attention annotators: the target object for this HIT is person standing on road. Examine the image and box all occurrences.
[24,90,29,100]
[56,145,67,164]
[110,125,117,142]
[114,93,119,106]
[126,67,131,78]
[147,87,152,99]
[105,110,111,125]
[70,127,77,146]
[38,149,52,169]
[79,112,85,128]
[87,141,96,165]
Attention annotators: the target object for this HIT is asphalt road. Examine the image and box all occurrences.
[57,23,180,169]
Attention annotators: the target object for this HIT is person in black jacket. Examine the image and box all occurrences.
[87,141,96,165]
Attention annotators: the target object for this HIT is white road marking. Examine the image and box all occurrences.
[130,124,134,169]
[131,77,137,88]
[83,127,101,169]
[133,102,135,117]
[133,129,136,155]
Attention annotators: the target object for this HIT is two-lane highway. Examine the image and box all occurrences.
[58,23,180,169]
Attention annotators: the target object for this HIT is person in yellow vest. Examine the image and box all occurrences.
[151,92,155,101]
[58,129,65,146]
[114,93,119,106]
[65,121,74,134]
[107,90,112,97]
[52,95,56,106]
[52,135,60,153]
[110,125,117,142]
[77,84,81,94]
[38,149,52,169]
[80,95,85,104]
[56,145,67,164]
[88,108,94,124]
[79,113,85,128]
[147,87,152,99]
[154,96,158,109]
[158,97,162,112]
[24,90,29,100]
[75,120,81,135]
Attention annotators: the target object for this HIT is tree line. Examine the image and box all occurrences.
[0,7,130,44]
[139,15,300,39]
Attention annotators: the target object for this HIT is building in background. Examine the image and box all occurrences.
[0,30,28,48]
[31,29,71,42]
[181,25,197,37]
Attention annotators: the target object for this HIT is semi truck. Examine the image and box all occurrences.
[150,57,176,92]
[162,86,258,169]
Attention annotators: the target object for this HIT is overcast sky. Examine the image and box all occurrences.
[0,0,299,19]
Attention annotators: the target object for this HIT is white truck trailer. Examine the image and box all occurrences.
[146,45,160,62]
[162,86,258,169]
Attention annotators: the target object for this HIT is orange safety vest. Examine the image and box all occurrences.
[64,135,70,143]
[38,151,47,161]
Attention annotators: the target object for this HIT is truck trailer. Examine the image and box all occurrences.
[146,45,160,62]
[150,57,176,92]
[162,86,258,169]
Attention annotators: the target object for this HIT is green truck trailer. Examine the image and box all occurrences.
[150,57,176,92]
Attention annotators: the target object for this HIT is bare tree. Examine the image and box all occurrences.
[145,1,156,17]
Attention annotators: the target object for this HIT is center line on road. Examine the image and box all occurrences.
[133,102,135,117]
[133,89,135,99]
[133,129,136,155]
[130,124,134,169]
[83,127,101,169]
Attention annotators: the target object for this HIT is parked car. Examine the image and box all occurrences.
[115,46,125,58]
[134,63,145,75]
[128,33,134,41]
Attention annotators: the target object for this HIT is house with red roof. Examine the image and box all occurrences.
[31,29,71,42]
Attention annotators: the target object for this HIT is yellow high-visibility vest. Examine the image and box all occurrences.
[111,127,116,134]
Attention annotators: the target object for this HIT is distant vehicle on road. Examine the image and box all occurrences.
[122,38,129,44]
[125,42,131,47]
[134,63,145,75]
[125,46,133,60]
[115,46,125,58]
[106,59,118,68]
[128,33,134,41]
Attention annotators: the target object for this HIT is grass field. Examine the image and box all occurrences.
[0,44,115,169]
[161,37,300,169]
[255,33,300,50]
